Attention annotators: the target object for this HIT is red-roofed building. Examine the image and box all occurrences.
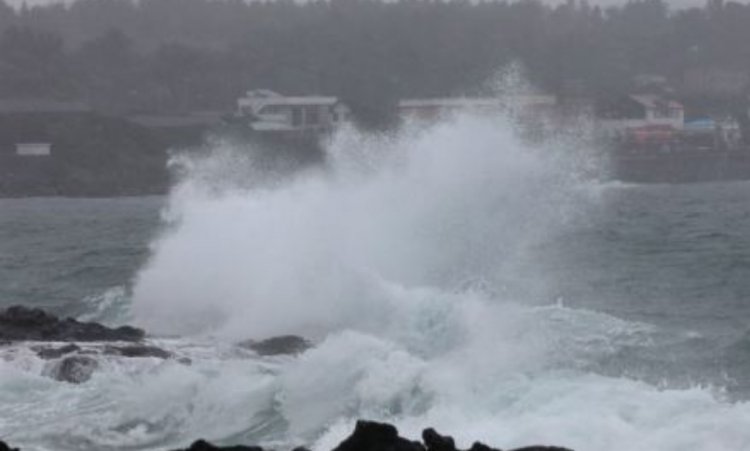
[597,94,684,139]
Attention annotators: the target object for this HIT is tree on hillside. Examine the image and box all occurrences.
[74,29,141,112]
[0,26,75,98]
[0,1,15,33]
[0,0,749,122]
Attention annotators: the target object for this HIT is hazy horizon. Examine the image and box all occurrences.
[1,0,721,10]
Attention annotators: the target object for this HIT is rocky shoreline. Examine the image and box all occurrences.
[0,306,312,383]
[0,305,145,342]
[0,421,572,451]
[0,307,574,451]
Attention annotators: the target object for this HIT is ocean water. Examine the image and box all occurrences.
[2,113,750,451]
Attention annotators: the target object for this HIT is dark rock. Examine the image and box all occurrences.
[36,343,81,359]
[468,443,502,451]
[135,421,573,451]
[0,306,144,342]
[331,421,571,451]
[46,355,99,383]
[103,344,172,359]
[0,440,19,451]
[172,439,264,451]
[332,420,425,451]
[509,448,573,451]
[237,335,311,356]
[291,448,312,451]
[422,428,456,451]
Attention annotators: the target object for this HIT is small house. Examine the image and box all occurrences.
[236,90,351,133]
[597,94,684,138]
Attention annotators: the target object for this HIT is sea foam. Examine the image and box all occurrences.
[121,107,750,451]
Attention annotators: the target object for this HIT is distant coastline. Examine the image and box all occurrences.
[0,109,174,198]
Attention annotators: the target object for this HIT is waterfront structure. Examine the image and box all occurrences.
[15,143,51,157]
[597,94,684,132]
[236,90,351,133]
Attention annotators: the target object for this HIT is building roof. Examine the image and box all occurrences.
[258,97,339,106]
[239,90,340,115]
[0,99,91,114]
[246,89,283,98]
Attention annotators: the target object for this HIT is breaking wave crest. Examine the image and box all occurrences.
[131,113,589,338]
[114,110,750,450]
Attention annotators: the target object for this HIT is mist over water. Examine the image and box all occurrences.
[123,110,750,450]
[131,112,588,339]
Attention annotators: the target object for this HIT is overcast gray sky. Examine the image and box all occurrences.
[2,0,721,7]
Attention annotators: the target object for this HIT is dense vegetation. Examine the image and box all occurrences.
[0,112,169,196]
[0,0,749,125]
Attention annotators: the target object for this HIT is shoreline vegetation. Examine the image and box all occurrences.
[1,0,749,122]
[0,112,171,198]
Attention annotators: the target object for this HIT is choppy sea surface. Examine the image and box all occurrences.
[2,115,750,451]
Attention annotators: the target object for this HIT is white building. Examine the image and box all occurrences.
[237,90,351,133]
[598,94,685,134]
[15,143,51,157]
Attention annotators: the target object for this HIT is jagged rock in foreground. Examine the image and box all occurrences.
[332,420,424,451]
[178,441,312,451]
[33,343,173,361]
[423,428,458,451]
[0,420,573,450]
[170,420,574,451]
[32,343,176,384]
[237,335,312,356]
[0,306,177,384]
[333,421,573,451]
[0,440,19,451]
[0,306,144,342]
[43,355,99,384]
[177,439,264,451]
[102,344,172,359]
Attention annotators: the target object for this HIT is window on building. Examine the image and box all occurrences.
[306,107,320,126]
[292,107,303,126]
